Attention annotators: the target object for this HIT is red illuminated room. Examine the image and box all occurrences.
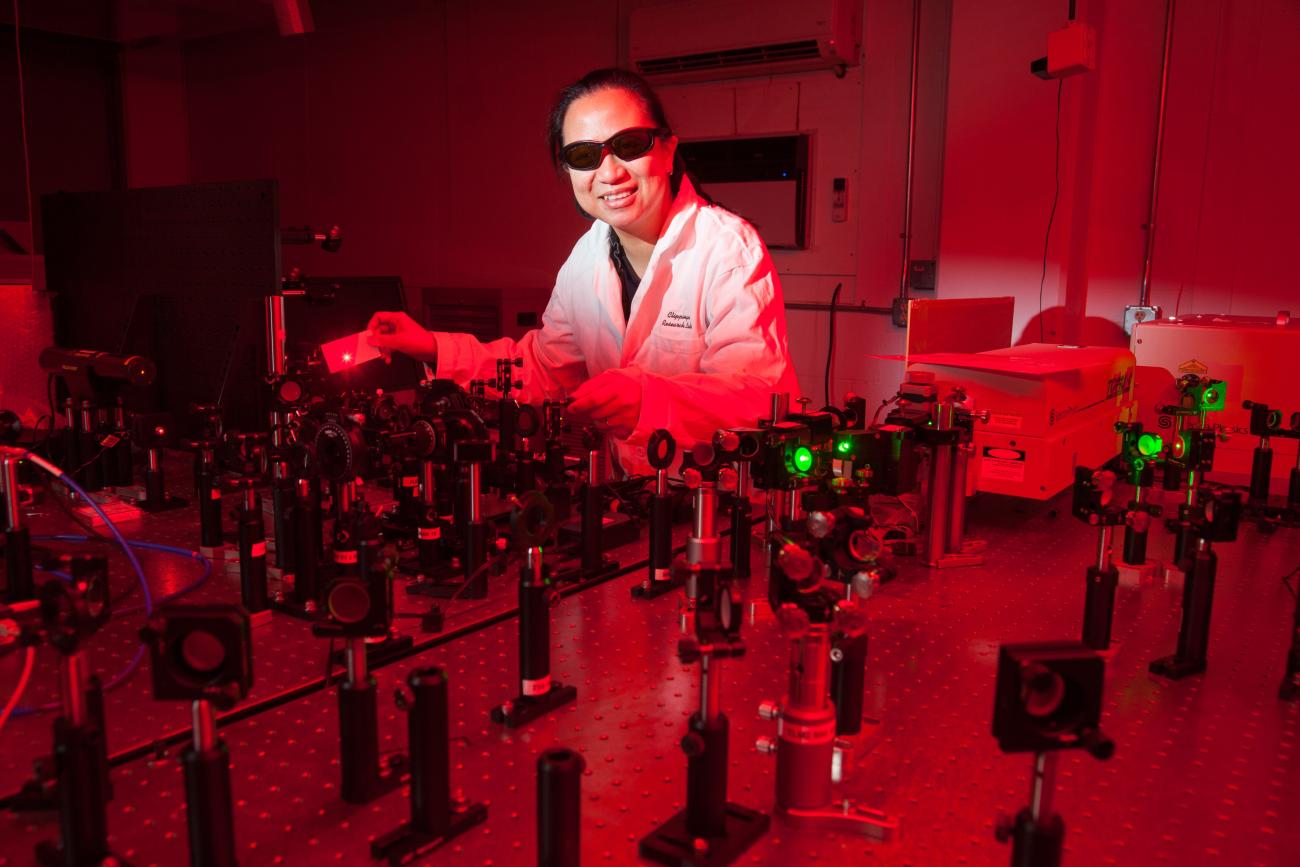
[1,1,1297,865]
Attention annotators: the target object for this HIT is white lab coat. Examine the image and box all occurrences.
[430,177,800,475]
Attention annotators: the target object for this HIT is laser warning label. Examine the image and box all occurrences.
[980,446,1027,483]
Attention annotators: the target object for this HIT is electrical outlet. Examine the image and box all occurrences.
[1123,305,1162,335]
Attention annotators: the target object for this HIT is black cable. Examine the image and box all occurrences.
[420,549,515,609]
[824,283,843,406]
[1038,80,1064,344]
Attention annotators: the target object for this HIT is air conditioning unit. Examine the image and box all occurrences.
[629,0,862,84]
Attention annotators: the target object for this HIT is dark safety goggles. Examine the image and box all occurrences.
[559,127,669,171]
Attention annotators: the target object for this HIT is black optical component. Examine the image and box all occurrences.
[141,604,253,708]
[559,127,668,171]
[1194,486,1243,542]
[992,641,1111,758]
[316,543,395,639]
[38,554,112,653]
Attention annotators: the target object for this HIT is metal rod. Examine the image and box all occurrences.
[468,462,481,523]
[688,484,720,566]
[346,637,367,685]
[946,443,969,552]
[693,486,717,541]
[899,0,923,300]
[1029,751,1058,822]
[926,444,953,565]
[793,625,832,709]
[1139,0,1177,307]
[61,651,88,726]
[265,294,287,378]
[770,393,789,423]
[1,456,21,531]
[1096,525,1113,571]
[420,460,436,505]
[699,654,720,724]
[192,699,217,752]
[336,479,356,519]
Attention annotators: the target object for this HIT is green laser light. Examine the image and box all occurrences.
[836,439,853,455]
[792,446,815,474]
[1137,433,1163,457]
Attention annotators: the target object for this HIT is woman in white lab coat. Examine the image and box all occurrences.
[368,68,798,475]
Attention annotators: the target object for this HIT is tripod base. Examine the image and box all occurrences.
[490,683,577,728]
[632,574,683,600]
[831,720,885,782]
[369,799,488,866]
[136,494,188,514]
[1149,654,1205,680]
[995,806,1064,867]
[777,801,898,840]
[198,543,236,563]
[270,594,324,622]
[930,543,987,569]
[1116,559,1160,588]
[639,802,770,867]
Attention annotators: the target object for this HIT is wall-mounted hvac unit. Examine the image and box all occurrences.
[629,0,862,84]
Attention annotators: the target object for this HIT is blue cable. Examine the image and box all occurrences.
[33,536,213,615]
[14,453,161,716]
[16,534,214,717]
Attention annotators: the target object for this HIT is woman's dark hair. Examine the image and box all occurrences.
[547,67,693,196]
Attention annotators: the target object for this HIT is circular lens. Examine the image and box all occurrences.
[718,585,735,631]
[1201,388,1219,408]
[611,129,654,160]
[1021,664,1066,719]
[179,630,227,678]
[847,529,882,564]
[836,438,853,455]
[1137,433,1163,457]
[327,580,371,624]
[562,142,601,170]
[278,379,304,404]
[777,544,815,582]
[792,446,814,474]
[315,421,356,481]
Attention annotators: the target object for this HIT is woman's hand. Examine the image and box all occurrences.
[366,311,437,363]
[567,369,644,438]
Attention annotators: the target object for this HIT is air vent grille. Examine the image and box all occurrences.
[636,39,821,76]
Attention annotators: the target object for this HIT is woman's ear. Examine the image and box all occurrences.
[664,133,679,164]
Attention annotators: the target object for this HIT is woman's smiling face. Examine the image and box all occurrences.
[561,87,677,243]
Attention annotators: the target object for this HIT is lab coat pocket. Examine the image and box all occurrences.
[644,329,706,376]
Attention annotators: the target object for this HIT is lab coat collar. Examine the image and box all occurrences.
[601,177,703,363]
